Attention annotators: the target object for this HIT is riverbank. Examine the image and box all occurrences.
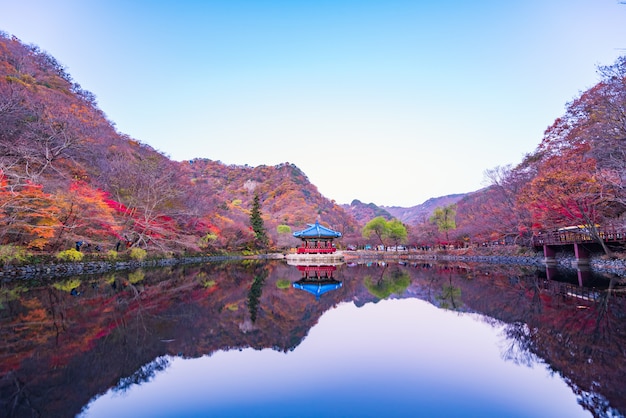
[2,247,626,282]
[342,248,626,276]
[0,253,285,282]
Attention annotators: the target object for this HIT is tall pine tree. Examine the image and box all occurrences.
[250,193,269,249]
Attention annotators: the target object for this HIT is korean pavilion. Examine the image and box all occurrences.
[292,220,342,254]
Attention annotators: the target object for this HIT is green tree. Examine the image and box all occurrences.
[250,194,269,249]
[276,224,293,249]
[362,216,407,249]
[430,204,457,242]
[387,219,408,249]
[362,216,390,246]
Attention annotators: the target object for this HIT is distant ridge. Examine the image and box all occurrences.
[341,193,469,226]
[383,193,468,225]
[341,199,394,225]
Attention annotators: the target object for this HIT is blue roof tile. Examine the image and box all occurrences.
[293,220,342,239]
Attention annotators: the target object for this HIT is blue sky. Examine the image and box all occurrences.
[1,0,625,207]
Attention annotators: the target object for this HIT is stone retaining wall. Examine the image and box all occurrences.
[0,255,247,281]
[344,250,626,276]
[2,251,625,282]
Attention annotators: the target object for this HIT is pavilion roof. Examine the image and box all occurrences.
[293,220,342,239]
[293,279,343,300]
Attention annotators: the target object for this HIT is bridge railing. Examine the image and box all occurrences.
[533,228,626,246]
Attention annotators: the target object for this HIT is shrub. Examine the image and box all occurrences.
[0,245,30,264]
[202,279,216,288]
[56,248,84,262]
[277,225,291,234]
[128,270,145,284]
[129,247,147,261]
[52,278,82,292]
[199,233,217,249]
[106,250,118,261]
[276,279,291,289]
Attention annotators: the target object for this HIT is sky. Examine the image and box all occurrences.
[1,0,625,207]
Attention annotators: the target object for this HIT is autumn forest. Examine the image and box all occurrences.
[1,32,626,258]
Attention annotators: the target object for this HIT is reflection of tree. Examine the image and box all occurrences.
[247,270,267,323]
[0,284,27,311]
[3,259,625,417]
[113,356,170,394]
[436,275,462,310]
[592,277,621,344]
[363,266,410,300]
[501,322,540,367]
[494,271,626,417]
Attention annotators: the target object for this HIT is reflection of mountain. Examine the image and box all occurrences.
[0,261,624,417]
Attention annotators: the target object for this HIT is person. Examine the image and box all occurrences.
[75,241,83,251]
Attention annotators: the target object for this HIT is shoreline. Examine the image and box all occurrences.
[342,250,626,276]
[2,249,626,282]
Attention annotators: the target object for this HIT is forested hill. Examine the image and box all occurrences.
[2,31,626,254]
[183,159,358,247]
[0,32,356,253]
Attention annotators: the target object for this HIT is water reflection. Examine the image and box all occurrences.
[292,264,343,300]
[0,260,623,417]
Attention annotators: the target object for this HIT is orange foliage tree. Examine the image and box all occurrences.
[52,181,121,250]
[519,147,619,254]
[0,174,61,249]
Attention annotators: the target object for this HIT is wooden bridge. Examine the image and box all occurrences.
[532,227,626,264]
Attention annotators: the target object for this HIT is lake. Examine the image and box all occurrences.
[1,259,624,417]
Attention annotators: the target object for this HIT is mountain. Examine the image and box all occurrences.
[0,33,357,253]
[341,199,394,225]
[184,159,358,245]
[343,193,469,226]
[383,193,469,225]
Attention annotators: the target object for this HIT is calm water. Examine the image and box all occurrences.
[1,260,624,417]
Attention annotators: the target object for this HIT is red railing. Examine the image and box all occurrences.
[296,247,337,254]
[532,228,626,246]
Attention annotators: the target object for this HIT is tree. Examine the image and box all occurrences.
[362,216,407,249]
[249,194,268,249]
[430,204,457,242]
[106,153,190,250]
[534,56,626,217]
[52,181,121,249]
[275,224,295,249]
[0,175,61,249]
[387,219,408,249]
[362,216,388,246]
[519,147,619,255]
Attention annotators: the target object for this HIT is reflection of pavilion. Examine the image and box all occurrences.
[292,265,343,300]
